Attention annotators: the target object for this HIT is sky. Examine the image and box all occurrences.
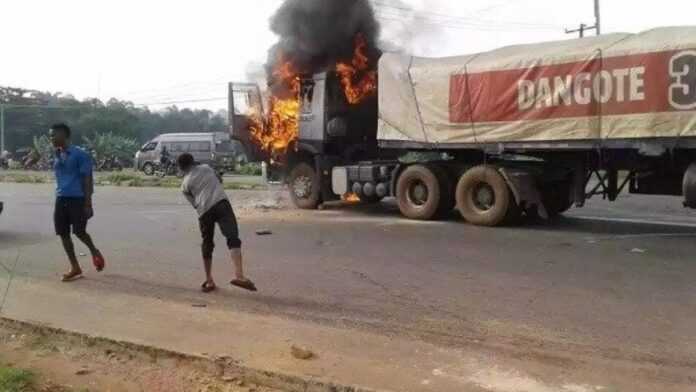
[1,0,695,111]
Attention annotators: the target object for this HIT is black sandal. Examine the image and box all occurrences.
[231,279,257,292]
[201,281,217,293]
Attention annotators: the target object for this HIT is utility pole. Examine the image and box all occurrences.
[0,104,4,154]
[565,0,601,38]
[594,0,601,35]
[566,23,589,38]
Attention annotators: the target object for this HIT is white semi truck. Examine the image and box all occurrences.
[231,26,696,226]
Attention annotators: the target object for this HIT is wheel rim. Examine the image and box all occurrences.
[472,182,495,211]
[293,175,312,199]
[144,164,153,175]
[407,179,429,207]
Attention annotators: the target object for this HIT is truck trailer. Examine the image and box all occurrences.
[231,26,696,226]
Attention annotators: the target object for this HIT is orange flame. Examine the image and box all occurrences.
[248,56,301,159]
[246,34,377,161]
[343,193,361,203]
[336,34,378,105]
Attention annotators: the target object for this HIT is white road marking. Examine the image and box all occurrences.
[573,215,696,229]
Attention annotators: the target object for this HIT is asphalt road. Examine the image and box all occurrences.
[1,183,696,387]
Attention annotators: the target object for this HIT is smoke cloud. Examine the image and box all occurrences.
[266,0,381,78]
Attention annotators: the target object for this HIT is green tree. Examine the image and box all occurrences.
[83,132,139,162]
[1,85,230,152]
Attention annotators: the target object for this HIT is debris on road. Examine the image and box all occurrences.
[290,345,315,360]
[192,304,208,308]
[254,201,283,211]
[630,248,647,254]
[256,229,273,236]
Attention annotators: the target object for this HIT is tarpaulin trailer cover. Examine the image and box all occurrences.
[377,26,696,146]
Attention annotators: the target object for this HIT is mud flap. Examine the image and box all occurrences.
[499,168,549,219]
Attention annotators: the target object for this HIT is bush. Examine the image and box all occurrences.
[0,367,35,392]
[235,163,262,176]
[0,173,48,184]
[100,172,143,187]
[83,132,139,162]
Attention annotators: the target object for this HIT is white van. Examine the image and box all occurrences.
[134,133,245,175]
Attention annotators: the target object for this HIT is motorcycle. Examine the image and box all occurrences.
[96,156,123,172]
[154,158,180,178]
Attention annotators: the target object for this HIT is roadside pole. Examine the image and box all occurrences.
[0,104,5,154]
[594,0,601,35]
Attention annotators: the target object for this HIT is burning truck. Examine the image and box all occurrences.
[231,13,696,226]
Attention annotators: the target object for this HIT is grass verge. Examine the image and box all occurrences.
[97,172,266,190]
[0,173,48,184]
[0,171,267,191]
[0,366,35,392]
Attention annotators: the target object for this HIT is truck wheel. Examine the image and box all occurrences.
[456,166,515,227]
[396,165,444,220]
[143,163,154,176]
[289,162,321,210]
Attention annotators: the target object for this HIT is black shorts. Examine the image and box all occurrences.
[199,200,241,258]
[54,197,88,236]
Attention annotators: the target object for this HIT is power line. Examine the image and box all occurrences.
[136,97,227,106]
[371,1,563,30]
[126,85,230,103]
[0,103,86,110]
[122,74,232,97]
[375,10,559,32]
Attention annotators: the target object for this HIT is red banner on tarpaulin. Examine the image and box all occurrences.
[450,50,696,124]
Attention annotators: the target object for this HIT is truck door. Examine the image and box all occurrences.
[228,82,267,162]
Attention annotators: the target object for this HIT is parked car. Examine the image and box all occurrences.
[134,133,245,176]
[0,201,4,216]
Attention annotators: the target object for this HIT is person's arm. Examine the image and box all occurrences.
[181,180,197,209]
[79,151,95,218]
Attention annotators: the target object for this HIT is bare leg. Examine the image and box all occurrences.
[203,257,214,284]
[75,232,100,257]
[60,235,82,274]
[230,248,245,281]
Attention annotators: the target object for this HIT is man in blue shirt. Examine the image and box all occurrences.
[50,123,106,281]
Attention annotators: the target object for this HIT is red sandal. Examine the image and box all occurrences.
[93,253,106,272]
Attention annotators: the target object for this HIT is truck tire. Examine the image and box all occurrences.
[289,162,321,210]
[456,166,516,227]
[396,165,445,220]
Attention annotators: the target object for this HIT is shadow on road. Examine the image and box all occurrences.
[0,232,47,250]
[321,200,696,237]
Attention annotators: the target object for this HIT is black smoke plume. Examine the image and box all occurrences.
[266,0,381,82]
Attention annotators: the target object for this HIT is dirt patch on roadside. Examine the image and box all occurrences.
[0,321,282,392]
